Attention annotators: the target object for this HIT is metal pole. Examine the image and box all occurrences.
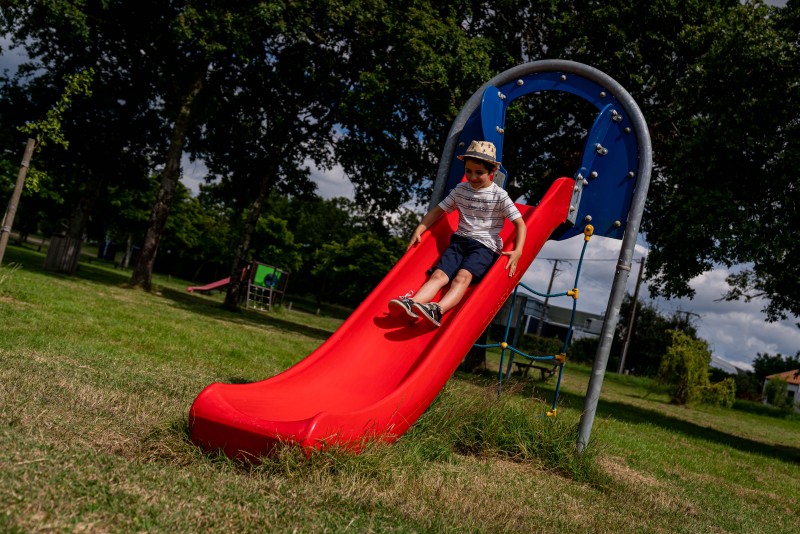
[577,105,651,454]
[0,138,36,266]
[617,257,645,374]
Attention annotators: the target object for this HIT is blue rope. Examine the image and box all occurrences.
[487,228,593,416]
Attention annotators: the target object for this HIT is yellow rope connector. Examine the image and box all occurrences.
[546,409,557,417]
[584,224,594,241]
[567,288,579,300]
[500,342,508,349]
[555,353,567,364]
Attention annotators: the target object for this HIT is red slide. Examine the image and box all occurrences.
[186,277,231,293]
[189,178,575,458]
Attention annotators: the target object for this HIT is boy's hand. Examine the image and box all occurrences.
[502,248,522,277]
[407,229,424,250]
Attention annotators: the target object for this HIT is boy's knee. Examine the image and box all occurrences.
[430,269,450,284]
[453,270,473,286]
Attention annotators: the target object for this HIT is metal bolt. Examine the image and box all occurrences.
[582,179,589,186]
[590,171,598,179]
[595,143,608,156]
[516,79,524,86]
[613,220,621,228]
[574,186,580,192]
[627,171,635,179]
[576,173,583,180]
[459,142,465,147]
[496,126,504,134]
[611,110,623,122]
[570,205,576,212]
[560,74,567,81]
[584,215,593,222]
[600,91,607,98]
[624,127,632,134]
[498,91,506,100]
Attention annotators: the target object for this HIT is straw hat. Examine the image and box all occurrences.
[457,140,500,166]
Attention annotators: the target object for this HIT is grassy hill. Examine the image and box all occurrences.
[1,244,798,532]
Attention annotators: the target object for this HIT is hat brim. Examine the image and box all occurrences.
[457,151,500,165]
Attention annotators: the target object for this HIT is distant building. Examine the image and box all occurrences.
[763,369,800,411]
[490,294,604,345]
[709,355,749,375]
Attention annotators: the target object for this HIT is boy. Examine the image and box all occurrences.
[389,140,526,326]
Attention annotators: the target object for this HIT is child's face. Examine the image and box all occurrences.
[464,160,495,189]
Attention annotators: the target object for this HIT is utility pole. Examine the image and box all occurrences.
[0,139,36,266]
[617,257,645,374]
[536,259,559,336]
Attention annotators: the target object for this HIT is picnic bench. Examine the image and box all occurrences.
[513,360,559,380]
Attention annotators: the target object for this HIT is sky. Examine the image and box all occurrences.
[3,7,799,371]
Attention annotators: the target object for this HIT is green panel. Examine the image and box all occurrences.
[253,264,279,288]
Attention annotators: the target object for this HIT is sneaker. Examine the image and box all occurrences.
[388,295,418,320]
[413,302,442,327]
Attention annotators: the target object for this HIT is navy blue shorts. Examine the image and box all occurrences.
[429,234,499,284]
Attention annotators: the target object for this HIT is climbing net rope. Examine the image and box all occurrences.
[475,225,595,416]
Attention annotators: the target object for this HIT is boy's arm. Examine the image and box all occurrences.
[501,217,527,277]
[407,206,444,250]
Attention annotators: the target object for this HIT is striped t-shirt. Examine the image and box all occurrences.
[438,182,522,253]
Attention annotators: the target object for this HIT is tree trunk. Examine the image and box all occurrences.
[0,138,36,266]
[121,233,133,269]
[43,167,106,275]
[224,169,276,309]
[130,67,207,290]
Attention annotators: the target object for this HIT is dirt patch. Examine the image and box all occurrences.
[598,455,662,488]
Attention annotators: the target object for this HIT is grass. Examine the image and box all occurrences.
[1,243,799,532]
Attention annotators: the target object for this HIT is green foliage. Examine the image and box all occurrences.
[613,294,699,377]
[568,336,599,364]
[701,377,736,408]
[642,1,800,321]
[251,214,303,273]
[657,330,712,405]
[18,68,94,150]
[763,378,794,413]
[732,398,800,421]
[516,334,564,356]
[313,233,404,305]
[710,367,762,402]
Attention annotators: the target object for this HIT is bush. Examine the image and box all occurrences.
[763,378,794,413]
[569,337,599,364]
[516,334,564,356]
[701,377,736,408]
[657,330,711,405]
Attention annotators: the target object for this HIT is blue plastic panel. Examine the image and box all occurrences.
[443,71,640,241]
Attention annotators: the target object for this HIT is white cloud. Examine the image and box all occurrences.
[309,161,354,200]
[180,155,209,195]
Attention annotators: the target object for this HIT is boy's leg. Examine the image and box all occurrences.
[437,269,473,313]
[412,269,450,303]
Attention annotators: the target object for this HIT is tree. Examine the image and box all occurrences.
[612,294,698,377]
[635,1,800,322]
[313,234,404,306]
[657,330,712,405]
[763,377,792,411]
[327,1,498,212]
[185,3,340,307]
[131,3,297,290]
[0,69,93,266]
